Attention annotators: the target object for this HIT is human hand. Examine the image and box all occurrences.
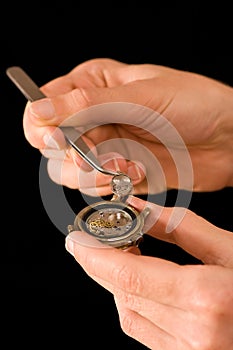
[23,58,233,195]
[65,196,233,349]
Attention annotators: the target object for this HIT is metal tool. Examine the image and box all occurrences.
[6,66,119,177]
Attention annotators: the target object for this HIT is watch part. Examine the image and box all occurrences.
[110,173,133,199]
[72,201,149,248]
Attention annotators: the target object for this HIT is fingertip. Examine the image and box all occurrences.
[65,230,113,250]
[99,152,128,174]
[126,195,147,210]
[29,98,56,119]
[65,235,75,257]
[127,161,146,184]
[43,127,67,150]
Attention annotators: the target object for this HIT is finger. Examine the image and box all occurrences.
[114,289,194,343]
[70,150,129,175]
[24,79,161,128]
[47,158,107,192]
[41,58,161,97]
[114,292,188,349]
[75,152,146,191]
[127,196,233,267]
[81,267,233,350]
[113,300,175,350]
[23,103,67,150]
[47,150,146,195]
[115,275,233,349]
[29,57,167,130]
[68,237,176,350]
[76,248,142,294]
[41,58,127,96]
[65,231,185,307]
[46,157,116,195]
[68,58,165,87]
[65,231,233,349]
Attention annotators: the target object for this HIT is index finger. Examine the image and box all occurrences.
[41,58,127,97]
[127,196,233,268]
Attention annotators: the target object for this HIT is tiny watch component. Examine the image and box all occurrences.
[68,173,150,249]
[111,173,133,200]
[68,201,150,249]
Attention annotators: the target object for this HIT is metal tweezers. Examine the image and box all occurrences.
[6,66,119,177]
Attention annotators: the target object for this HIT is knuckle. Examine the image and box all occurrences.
[113,264,142,295]
[188,325,223,350]
[191,268,233,315]
[119,310,138,337]
[190,336,217,350]
[187,269,233,350]
[188,268,214,310]
[114,290,139,310]
[70,87,93,109]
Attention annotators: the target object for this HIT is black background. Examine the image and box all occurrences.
[1,2,233,349]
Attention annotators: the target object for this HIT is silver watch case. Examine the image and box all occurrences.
[68,200,150,249]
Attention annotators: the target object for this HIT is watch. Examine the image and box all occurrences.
[67,173,150,249]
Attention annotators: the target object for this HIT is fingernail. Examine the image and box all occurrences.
[127,162,145,181]
[113,158,121,172]
[66,231,110,249]
[99,153,125,172]
[69,148,93,171]
[65,236,75,256]
[30,99,55,119]
[43,134,61,150]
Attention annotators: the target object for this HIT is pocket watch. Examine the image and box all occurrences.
[67,173,150,249]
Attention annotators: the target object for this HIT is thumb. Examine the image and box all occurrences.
[127,196,233,268]
[27,83,153,128]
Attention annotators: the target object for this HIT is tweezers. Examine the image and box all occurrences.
[6,66,119,177]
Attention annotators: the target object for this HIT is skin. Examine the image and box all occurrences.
[65,196,233,350]
[22,58,233,348]
[23,58,233,195]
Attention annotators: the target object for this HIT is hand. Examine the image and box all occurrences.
[23,58,233,195]
[65,196,233,349]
